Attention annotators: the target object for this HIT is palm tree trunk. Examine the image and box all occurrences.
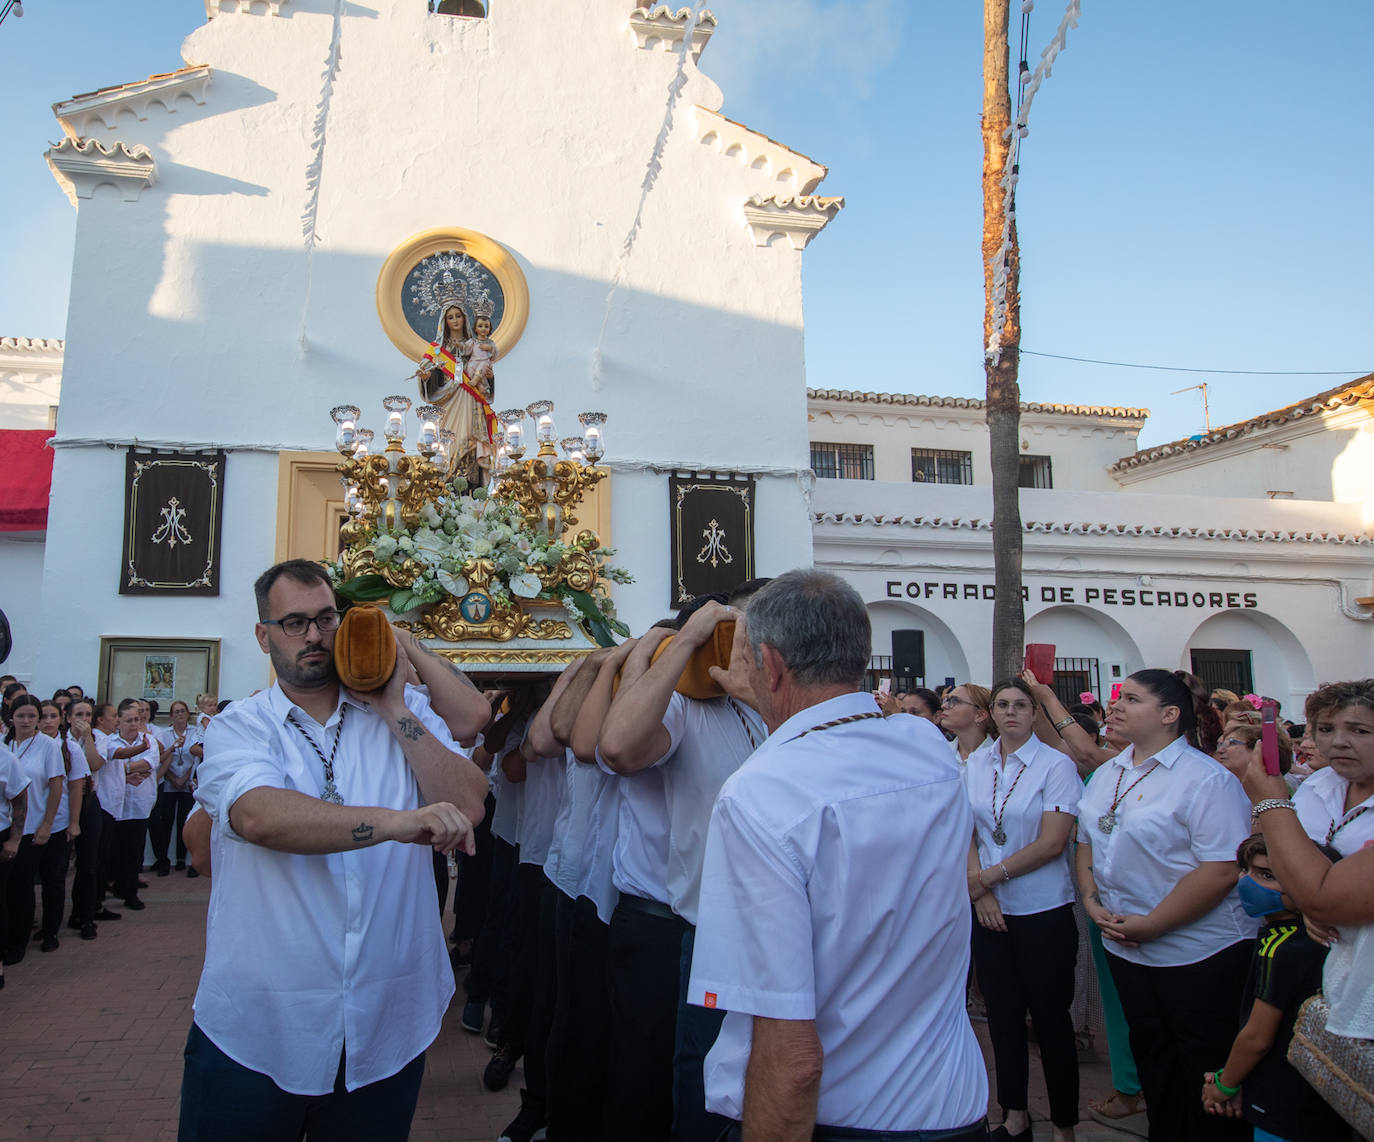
[983,0,1025,682]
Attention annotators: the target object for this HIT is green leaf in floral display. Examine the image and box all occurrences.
[389,589,421,614]
[333,574,394,602]
[566,588,618,648]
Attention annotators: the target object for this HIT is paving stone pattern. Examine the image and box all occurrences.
[0,868,1142,1141]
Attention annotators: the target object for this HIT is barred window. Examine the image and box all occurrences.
[911,448,973,485]
[811,442,874,480]
[1018,454,1054,489]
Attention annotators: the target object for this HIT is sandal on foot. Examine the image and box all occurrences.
[1089,1090,1145,1119]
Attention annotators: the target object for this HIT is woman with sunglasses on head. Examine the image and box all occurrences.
[35,700,91,948]
[1077,669,1253,1141]
[966,678,1083,1142]
[937,684,995,770]
[3,696,67,963]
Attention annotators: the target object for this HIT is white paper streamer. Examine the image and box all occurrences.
[297,0,346,352]
[986,0,1082,365]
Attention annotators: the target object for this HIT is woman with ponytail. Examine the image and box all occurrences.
[35,700,90,949]
[1075,669,1254,1141]
[65,699,102,938]
[3,696,66,962]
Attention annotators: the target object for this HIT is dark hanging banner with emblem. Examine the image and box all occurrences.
[669,473,755,607]
[120,450,226,596]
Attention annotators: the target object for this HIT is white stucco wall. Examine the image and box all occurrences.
[37,0,824,688]
[0,339,62,431]
[0,535,47,684]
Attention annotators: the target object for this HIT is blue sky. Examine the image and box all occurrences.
[1,0,1369,447]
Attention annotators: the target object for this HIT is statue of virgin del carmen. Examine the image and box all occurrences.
[415,297,499,484]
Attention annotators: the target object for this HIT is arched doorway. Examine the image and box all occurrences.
[865,601,971,691]
[1024,605,1145,704]
[1185,609,1316,709]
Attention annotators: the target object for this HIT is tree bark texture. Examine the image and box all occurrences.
[983,0,1025,682]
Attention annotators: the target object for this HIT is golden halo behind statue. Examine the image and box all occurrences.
[376,227,529,362]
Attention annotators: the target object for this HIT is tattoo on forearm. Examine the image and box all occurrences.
[351,822,374,843]
[396,716,426,741]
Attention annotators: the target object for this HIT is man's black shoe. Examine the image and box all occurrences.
[95,908,121,921]
[497,1089,546,1142]
[40,935,59,953]
[80,923,98,941]
[483,1044,520,1092]
[123,897,146,911]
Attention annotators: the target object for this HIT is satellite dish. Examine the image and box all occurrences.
[0,607,10,665]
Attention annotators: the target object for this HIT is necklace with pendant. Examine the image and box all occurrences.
[286,705,348,805]
[990,756,1027,846]
[1099,760,1160,834]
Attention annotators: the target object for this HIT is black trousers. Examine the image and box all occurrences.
[606,895,689,1142]
[7,830,70,949]
[547,892,611,1140]
[97,809,118,902]
[466,834,518,1020]
[70,788,101,924]
[969,903,1079,1127]
[0,827,13,957]
[452,791,495,942]
[674,923,730,1142]
[1107,940,1253,1142]
[113,817,149,901]
[149,789,194,867]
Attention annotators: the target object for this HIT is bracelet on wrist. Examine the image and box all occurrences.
[1251,798,1297,820]
[1211,1068,1240,1097]
[1000,863,1011,882]
[1052,715,1075,732]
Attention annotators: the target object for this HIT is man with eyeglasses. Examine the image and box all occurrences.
[179,559,492,1142]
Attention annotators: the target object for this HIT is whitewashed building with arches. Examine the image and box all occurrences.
[809,381,1374,709]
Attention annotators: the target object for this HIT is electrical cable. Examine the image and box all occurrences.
[1020,351,1366,376]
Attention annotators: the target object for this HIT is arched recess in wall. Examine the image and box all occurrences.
[1024,605,1145,687]
[865,601,971,687]
[1184,609,1316,705]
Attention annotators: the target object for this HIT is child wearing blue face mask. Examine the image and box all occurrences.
[1200,834,1351,1141]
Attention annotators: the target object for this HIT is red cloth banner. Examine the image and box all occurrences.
[0,429,55,532]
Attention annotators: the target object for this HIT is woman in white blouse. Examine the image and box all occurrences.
[3,696,66,963]
[38,700,90,944]
[1077,669,1252,1142]
[966,678,1082,1142]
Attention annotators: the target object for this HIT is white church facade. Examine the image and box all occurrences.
[1,1,1370,712]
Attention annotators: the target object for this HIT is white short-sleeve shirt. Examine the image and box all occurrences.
[489,740,524,847]
[966,734,1081,916]
[689,693,987,1132]
[111,733,161,822]
[656,693,766,926]
[1078,736,1253,967]
[0,744,32,833]
[50,736,91,833]
[92,728,124,818]
[161,724,201,790]
[1293,766,1374,857]
[10,733,65,836]
[192,683,459,1095]
[517,745,565,867]
[599,757,672,905]
[545,751,620,923]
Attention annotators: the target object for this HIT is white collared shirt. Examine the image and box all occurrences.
[50,736,90,832]
[689,692,987,1132]
[657,693,766,926]
[0,744,32,832]
[966,734,1080,916]
[92,728,124,817]
[518,745,565,867]
[1293,766,1374,857]
[110,732,161,822]
[160,724,201,790]
[1078,736,1252,967]
[10,733,65,836]
[192,683,458,1095]
[600,752,673,905]
[489,741,524,846]
[545,751,620,923]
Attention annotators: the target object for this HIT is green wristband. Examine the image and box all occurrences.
[1212,1069,1240,1097]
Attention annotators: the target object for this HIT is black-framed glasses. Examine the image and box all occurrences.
[263,609,342,638]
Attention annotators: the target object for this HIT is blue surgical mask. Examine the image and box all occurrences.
[1237,874,1286,918]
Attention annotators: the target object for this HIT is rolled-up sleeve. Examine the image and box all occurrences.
[688,794,816,1020]
[195,712,286,843]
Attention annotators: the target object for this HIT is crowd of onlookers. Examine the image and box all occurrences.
[0,676,219,982]
[3,640,1372,1142]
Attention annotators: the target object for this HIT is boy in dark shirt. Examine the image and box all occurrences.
[1200,834,1350,1141]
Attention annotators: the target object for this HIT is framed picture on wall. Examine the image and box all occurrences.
[98,637,221,722]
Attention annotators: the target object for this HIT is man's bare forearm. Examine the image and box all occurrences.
[742,1017,823,1142]
[402,635,490,740]
[229,787,403,854]
[9,789,27,837]
[389,709,487,823]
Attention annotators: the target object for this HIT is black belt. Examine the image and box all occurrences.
[813,1123,987,1142]
[616,893,679,922]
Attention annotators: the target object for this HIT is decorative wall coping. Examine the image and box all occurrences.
[743,194,843,250]
[1110,376,1374,473]
[694,106,827,195]
[812,511,1374,546]
[45,138,157,207]
[808,389,1149,421]
[629,6,717,58]
[205,0,290,17]
[53,66,212,137]
[0,338,64,355]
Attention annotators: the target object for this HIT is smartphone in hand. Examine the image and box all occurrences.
[1261,700,1281,776]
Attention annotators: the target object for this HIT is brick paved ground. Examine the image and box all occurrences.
[0,867,1145,1141]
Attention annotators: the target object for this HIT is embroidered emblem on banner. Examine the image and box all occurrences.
[120,450,226,596]
[669,474,754,607]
